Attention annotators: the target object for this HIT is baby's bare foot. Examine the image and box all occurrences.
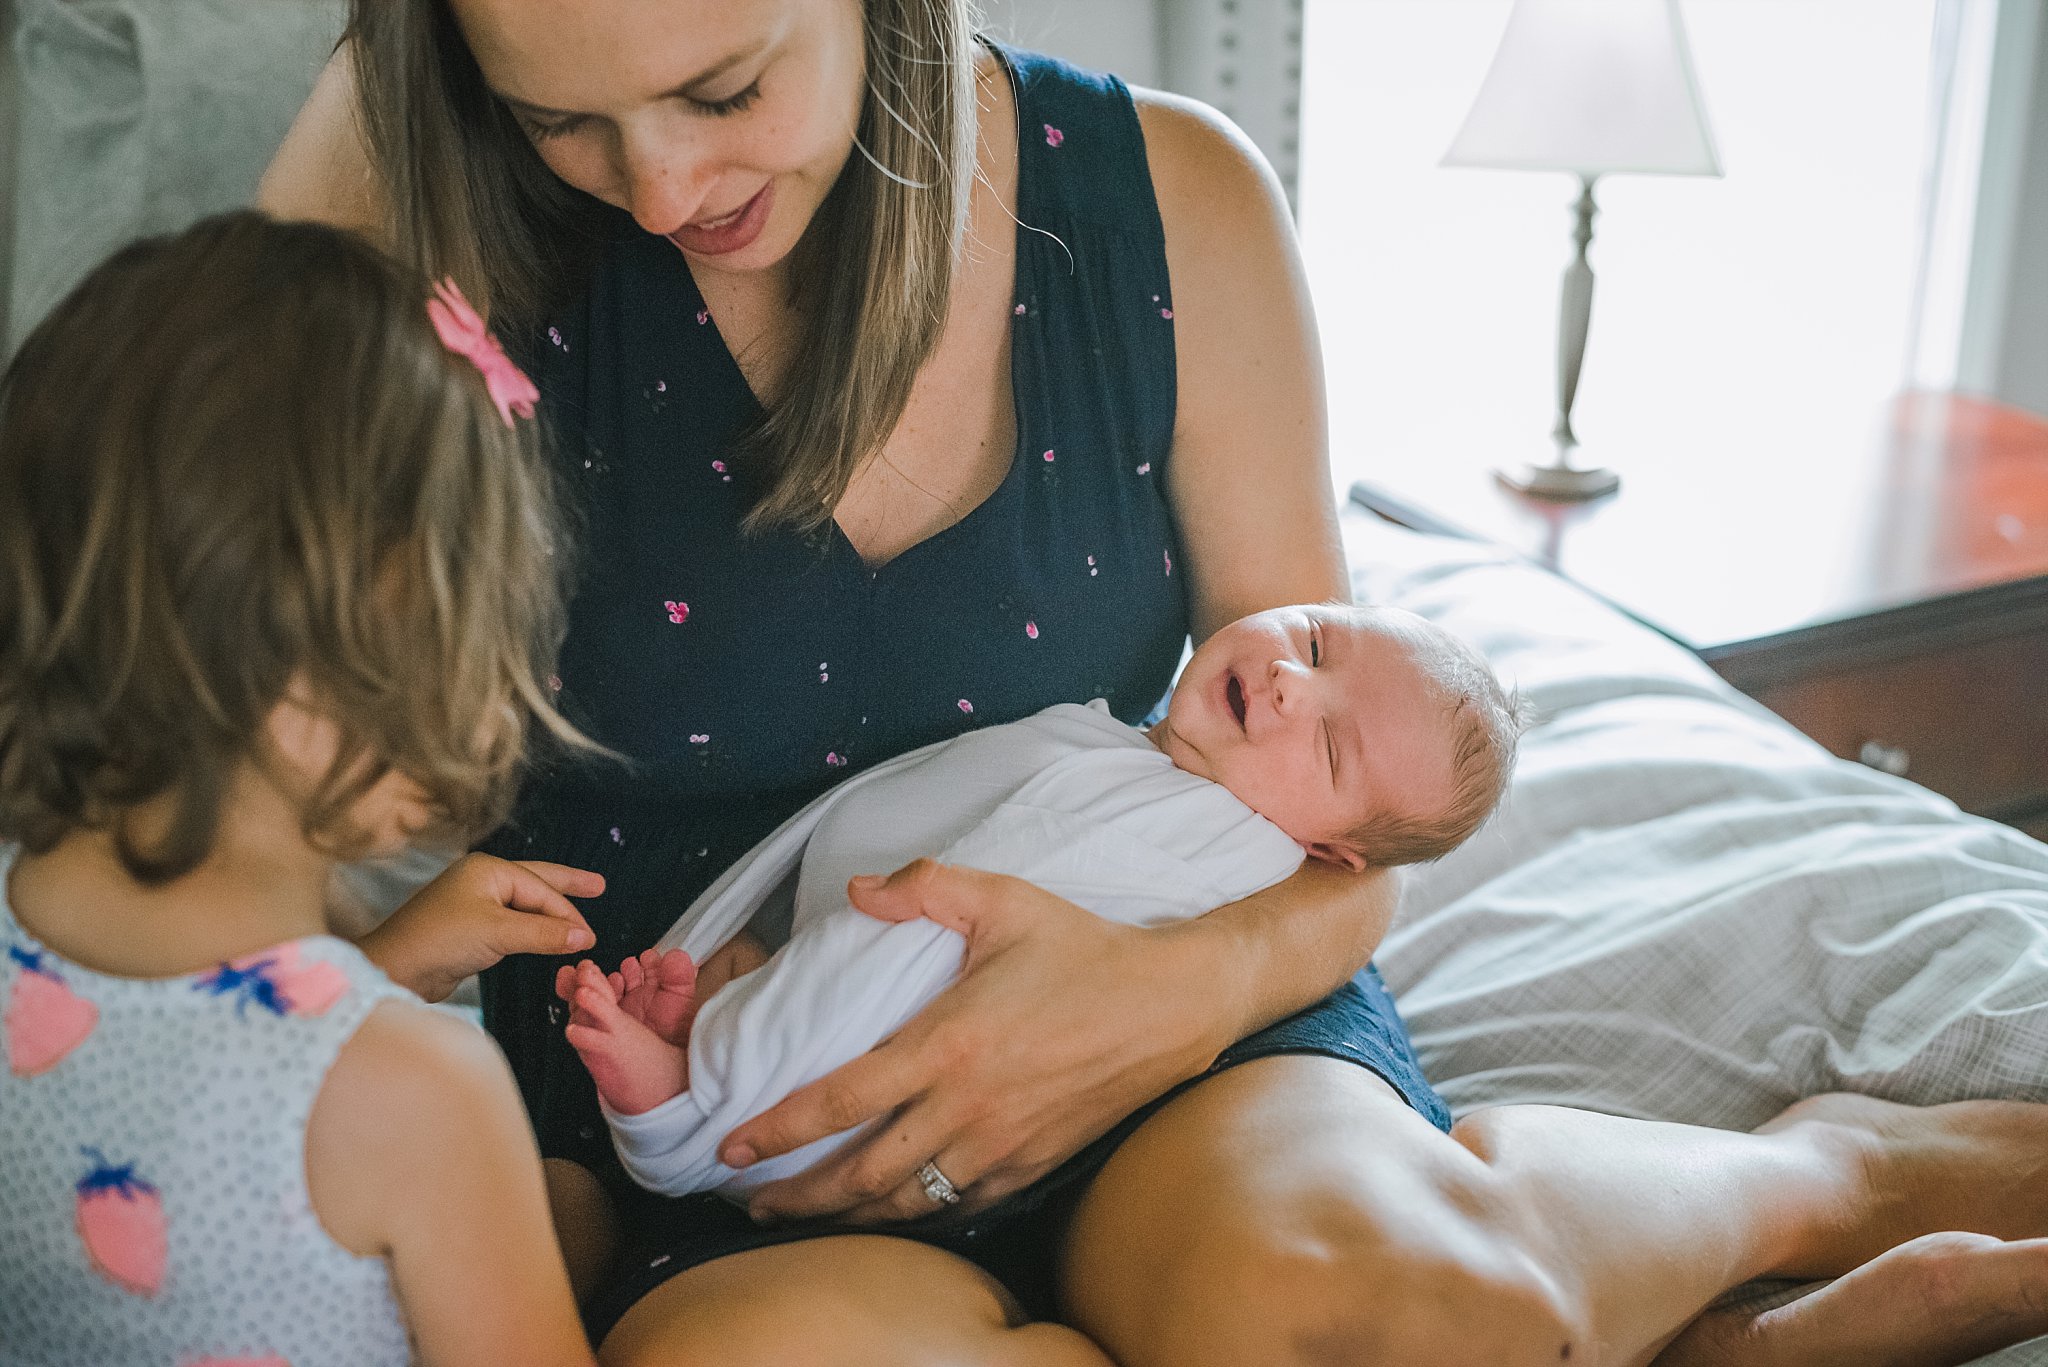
[1655,1231,2048,1367]
[616,948,699,1045]
[560,960,689,1115]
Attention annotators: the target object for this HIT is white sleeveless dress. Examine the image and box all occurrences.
[0,843,415,1367]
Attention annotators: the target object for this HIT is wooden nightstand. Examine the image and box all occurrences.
[1349,391,2048,841]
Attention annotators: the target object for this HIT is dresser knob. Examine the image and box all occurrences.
[1859,740,1911,776]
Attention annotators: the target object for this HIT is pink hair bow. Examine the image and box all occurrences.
[426,278,540,427]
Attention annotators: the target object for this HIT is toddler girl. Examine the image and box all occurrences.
[0,212,600,1366]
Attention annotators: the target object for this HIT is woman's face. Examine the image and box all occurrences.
[451,0,867,275]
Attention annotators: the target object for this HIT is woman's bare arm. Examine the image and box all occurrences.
[1133,88,1387,1035]
[257,44,389,241]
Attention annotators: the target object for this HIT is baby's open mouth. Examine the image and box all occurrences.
[1226,674,1247,730]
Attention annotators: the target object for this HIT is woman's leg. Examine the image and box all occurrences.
[1059,1058,2048,1367]
[598,1235,1115,1367]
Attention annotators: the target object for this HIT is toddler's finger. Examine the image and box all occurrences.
[495,861,601,929]
[514,860,607,898]
[499,910,593,959]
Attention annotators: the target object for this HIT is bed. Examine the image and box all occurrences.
[1347,509,2048,1363]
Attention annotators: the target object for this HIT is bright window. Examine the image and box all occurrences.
[1298,0,1945,501]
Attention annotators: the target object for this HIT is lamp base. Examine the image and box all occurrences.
[1494,459,1620,503]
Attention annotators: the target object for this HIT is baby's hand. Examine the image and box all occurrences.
[695,929,771,1002]
[358,854,600,1003]
[554,958,692,1114]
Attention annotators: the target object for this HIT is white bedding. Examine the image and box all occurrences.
[1347,513,2048,1363]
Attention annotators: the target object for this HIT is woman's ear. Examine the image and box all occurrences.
[1304,841,1370,873]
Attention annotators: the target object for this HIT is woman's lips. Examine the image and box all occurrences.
[667,183,774,257]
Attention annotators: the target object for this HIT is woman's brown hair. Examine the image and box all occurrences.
[0,210,586,883]
[348,0,980,533]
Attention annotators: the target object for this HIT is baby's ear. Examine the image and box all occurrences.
[1304,841,1369,873]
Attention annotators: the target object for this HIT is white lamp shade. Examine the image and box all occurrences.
[1442,0,1723,178]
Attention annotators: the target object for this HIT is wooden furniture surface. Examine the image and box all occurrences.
[1350,391,2048,832]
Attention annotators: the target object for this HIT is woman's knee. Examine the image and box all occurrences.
[1062,1060,1588,1366]
[1122,1185,1584,1366]
[597,1235,1105,1367]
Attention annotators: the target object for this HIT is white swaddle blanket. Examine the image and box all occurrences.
[603,700,1305,1199]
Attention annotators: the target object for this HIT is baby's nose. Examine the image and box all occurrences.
[1269,658,1310,713]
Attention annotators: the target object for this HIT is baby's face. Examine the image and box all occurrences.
[1150,606,1457,869]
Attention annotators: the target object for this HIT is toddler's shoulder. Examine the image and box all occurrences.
[307,999,522,1255]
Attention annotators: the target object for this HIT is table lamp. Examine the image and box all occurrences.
[1443,0,1722,501]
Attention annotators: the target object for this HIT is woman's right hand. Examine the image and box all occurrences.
[358,854,602,1003]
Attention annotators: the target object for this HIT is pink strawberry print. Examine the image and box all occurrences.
[1025,621,1039,640]
[696,309,711,325]
[196,945,345,1019]
[665,600,690,624]
[1042,449,1055,463]
[1044,124,1064,147]
[6,946,98,1076]
[1014,303,1027,316]
[76,1150,167,1297]
[958,699,974,714]
[826,751,848,768]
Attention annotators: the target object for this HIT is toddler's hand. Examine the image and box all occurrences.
[359,854,601,1002]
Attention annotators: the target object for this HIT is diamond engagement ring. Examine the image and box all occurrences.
[917,1160,962,1206]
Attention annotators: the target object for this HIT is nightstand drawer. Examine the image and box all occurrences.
[1747,628,2048,817]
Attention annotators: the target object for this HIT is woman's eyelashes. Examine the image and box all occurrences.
[522,113,584,144]
[1309,625,1322,668]
[694,82,764,117]
[516,80,763,143]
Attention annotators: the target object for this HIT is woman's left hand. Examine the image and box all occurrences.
[720,859,1241,1223]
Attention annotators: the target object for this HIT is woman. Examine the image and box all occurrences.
[262,2,2048,1362]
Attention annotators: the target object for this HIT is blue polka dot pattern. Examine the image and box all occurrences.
[0,844,414,1366]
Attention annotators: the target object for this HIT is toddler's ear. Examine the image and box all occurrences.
[1304,841,1369,873]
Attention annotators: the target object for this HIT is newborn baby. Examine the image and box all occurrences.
[555,603,1523,1197]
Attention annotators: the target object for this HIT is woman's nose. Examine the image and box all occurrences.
[620,129,714,237]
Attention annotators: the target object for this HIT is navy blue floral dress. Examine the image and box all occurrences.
[481,42,1447,1334]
